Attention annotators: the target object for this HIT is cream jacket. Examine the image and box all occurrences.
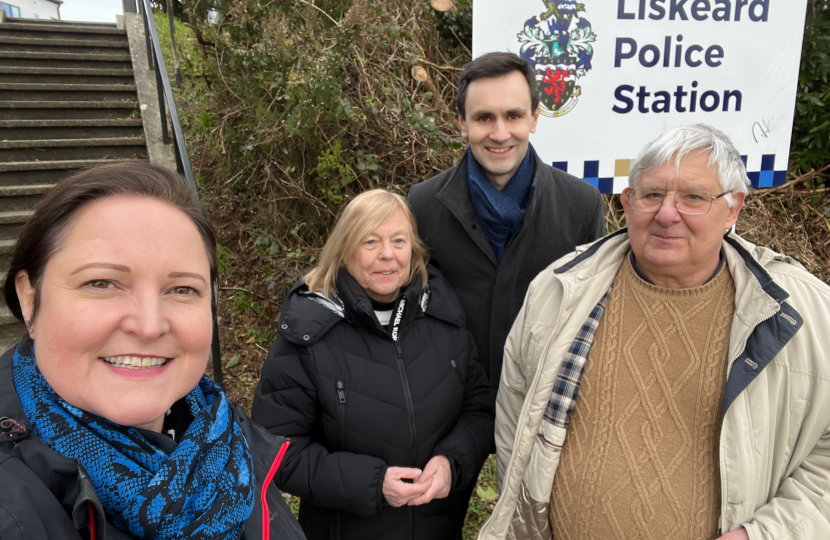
[478,231,830,540]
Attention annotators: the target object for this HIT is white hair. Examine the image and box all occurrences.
[628,124,751,207]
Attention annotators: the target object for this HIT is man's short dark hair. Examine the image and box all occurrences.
[456,52,539,119]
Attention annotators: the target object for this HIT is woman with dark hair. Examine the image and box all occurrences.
[0,162,305,540]
[251,189,495,540]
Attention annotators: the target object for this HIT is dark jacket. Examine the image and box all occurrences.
[251,268,494,540]
[0,344,305,540]
[407,146,605,389]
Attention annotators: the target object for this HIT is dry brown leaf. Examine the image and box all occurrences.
[411,65,430,82]
[430,0,456,13]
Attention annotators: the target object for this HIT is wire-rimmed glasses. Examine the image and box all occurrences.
[628,189,731,215]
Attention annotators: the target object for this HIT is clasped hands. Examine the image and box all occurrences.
[382,455,452,507]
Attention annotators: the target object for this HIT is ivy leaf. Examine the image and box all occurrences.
[476,485,499,501]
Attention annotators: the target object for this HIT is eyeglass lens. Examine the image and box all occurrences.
[631,191,714,215]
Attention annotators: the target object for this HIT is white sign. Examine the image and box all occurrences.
[473,0,808,193]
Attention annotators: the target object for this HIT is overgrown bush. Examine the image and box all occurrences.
[182,0,466,245]
[791,1,830,174]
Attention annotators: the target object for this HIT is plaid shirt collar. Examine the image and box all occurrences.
[543,286,612,429]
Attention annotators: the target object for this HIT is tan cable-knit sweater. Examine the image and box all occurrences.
[550,254,736,540]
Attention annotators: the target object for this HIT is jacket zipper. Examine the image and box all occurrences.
[718,304,779,532]
[395,341,418,466]
[88,503,97,540]
[451,359,464,386]
[724,306,779,383]
[261,440,291,540]
[336,381,346,449]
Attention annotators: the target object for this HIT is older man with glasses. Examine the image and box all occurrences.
[479,124,830,540]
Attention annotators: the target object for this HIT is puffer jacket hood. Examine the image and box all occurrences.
[277,266,466,347]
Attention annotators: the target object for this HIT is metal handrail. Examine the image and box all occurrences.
[129,0,224,387]
[136,0,194,184]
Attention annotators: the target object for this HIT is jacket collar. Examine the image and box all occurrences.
[553,228,787,324]
[552,229,804,415]
[436,144,544,266]
[0,344,109,539]
[337,269,423,337]
[279,266,466,346]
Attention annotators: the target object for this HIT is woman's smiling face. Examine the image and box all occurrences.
[16,195,213,431]
[345,208,412,303]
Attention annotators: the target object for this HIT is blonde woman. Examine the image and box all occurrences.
[252,189,494,540]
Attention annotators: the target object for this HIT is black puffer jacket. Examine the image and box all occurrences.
[251,268,494,540]
[0,344,305,540]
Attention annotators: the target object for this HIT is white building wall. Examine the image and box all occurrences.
[4,0,60,20]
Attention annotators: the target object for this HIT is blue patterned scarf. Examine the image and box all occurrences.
[467,147,535,262]
[12,342,255,540]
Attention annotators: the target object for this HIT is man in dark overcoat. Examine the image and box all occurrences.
[408,52,605,391]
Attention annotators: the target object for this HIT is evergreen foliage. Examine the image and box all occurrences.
[792,1,830,173]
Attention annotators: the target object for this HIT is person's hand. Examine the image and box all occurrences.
[717,528,749,540]
[408,455,452,506]
[383,467,431,507]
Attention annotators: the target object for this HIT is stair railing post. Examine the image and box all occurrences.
[153,49,170,144]
[141,5,153,71]
[167,0,182,85]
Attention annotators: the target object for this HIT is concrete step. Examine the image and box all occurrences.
[0,158,133,171]
[0,184,55,196]
[0,100,138,120]
[0,158,134,185]
[0,119,143,127]
[0,82,136,90]
[0,20,121,33]
[0,222,24,242]
[0,36,128,58]
[0,118,144,141]
[0,208,33,242]
[0,127,143,141]
[0,82,137,102]
[0,209,34,224]
[0,137,148,162]
[0,237,19,254]
[0,322,26,354]
[0,305,19,326]
[0,304,23,354]
[0,50,132,70]
[0,183,55,212]
[0,36,128,49]
[0,66,134,84]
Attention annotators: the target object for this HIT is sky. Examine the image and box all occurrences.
[60,0,123,23]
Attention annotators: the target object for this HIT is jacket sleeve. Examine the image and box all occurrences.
[494,280,535,490]
[741,420,830,540]
[251,336,388,517]
[431,332,495,493]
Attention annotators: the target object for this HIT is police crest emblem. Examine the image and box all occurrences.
[517,1,596,117]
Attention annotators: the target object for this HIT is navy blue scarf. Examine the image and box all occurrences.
[467,147,535,261]
[12,342,255,540]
